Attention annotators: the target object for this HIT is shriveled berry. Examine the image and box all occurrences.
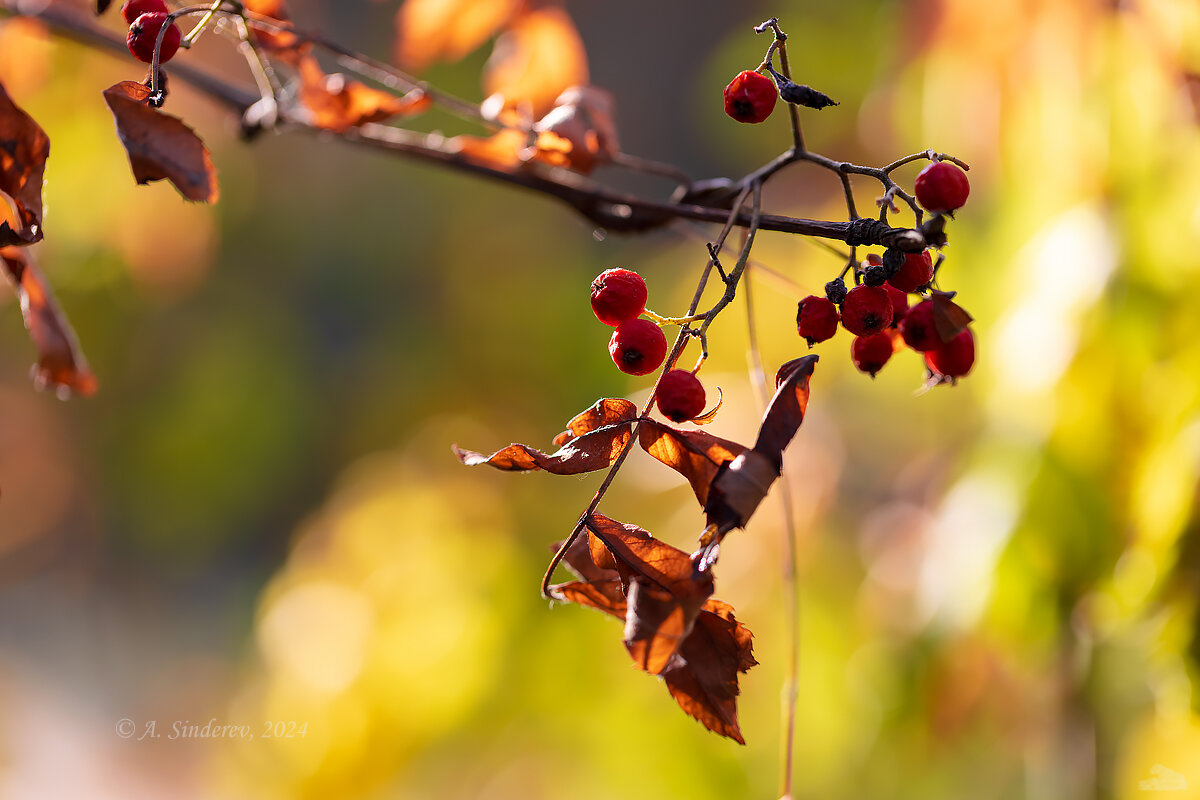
[609,318,667,376]
[840,284,892,336]
[899,299,941,351]
[127,12,181,64]
[887,249,934,293]
[824,277,848,305]
[723,70,777,124]
[851,333,894,377]
[121,0,167,24]
[925,327,975,381]
[591,268,647,326]
[656,369,706,422]
[797,294,839,346]
[863,264,887,287]
[914,161,970,213]
[883,283,908,327]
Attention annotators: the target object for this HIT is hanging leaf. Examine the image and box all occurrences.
[531,86,620,174]
[553,521,756,743]
[0,246,97,397]
[297,58,431,133]
[244,0,307,63]
[394,0,521,71]
[102,81,219,203]
[453,398,636,474]
[637,420,748,507]
[0,78,49,247]
[483,7,588,117]
[931,291,974,343]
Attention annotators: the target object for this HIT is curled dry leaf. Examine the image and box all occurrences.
[0,78,49,247]
[553,518,756,744]
[1,246,97,397]
[243,0,307,63]
[446,129,529,171]
[297,58,431,133]
[394,0,521,71]
[532,86,619,175]
[638,420,748,507]
[483,7,588,117]
[453,398,637,475]
[102,81,218,203]
[931,291,974,343]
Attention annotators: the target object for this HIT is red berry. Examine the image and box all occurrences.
[723,70,777,124]
[887,249,934,293]
[883,283,908,327]
[797,294,839,346]
[898,299,941,351]
[914,161,970,213]
[925,327,975,381]
[840,285,892,336]
[591,268,648,327]
[121,0,168,24]
[851,333,894,377]
[609,318,667,376]
[127,12,181,64]
[656,369,706,422]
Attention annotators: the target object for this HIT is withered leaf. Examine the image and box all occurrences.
[552,397,637,447]
[394,0,522,71]
[637,420,748,507]
[483,7,588,117]
[103,81,218,203]
[446,129,529,171]
[0,78,49,247]
[244,0,307,62]
[532,86,619,175]
[698,355,818,567]
[931,291,974,343]
[552,523,755,743]
[453,400,634,474]
[297,58,431,133]
[1,246,97,397]
[95,0,112,14]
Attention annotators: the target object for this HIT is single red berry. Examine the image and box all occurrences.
[656,369,706,422]
[925,327,975,381]
[883,283,908,327]
[591,268,648,327]
[887,249,934,293]
[723,70,777,124]
[121,0,168,24]
[914,161,970,213]
[127,12,181,64]
[851,333,894,378]
[899,299,941,351]
[840,285,892,336]
[609,318,667,376]
[797,294,839,346]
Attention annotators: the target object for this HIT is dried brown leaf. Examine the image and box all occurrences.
[103,81,218,203]
[552,397,637,447]
[931,291,974,343]
[453,408,632,474]
[637,420,748,507]
[297,58,431,133]
[0,78,49,246]
[483,7,588,117]
[1,246,96,397]
[244,0,307,62]
[95,0,112,14]
[394,0,522,71]
[446,129,529,171]
[531,86,619,174]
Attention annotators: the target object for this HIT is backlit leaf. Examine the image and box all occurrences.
[483,7,588,117]
[103,81,218,203]
[1,246,97,397]
[394,0,521,71]
[244,0,307,62]
[297,58,431,133]
[637,420,748,507]
[531,86,619,175]
[0,78,49,246]
[552,397,637,447]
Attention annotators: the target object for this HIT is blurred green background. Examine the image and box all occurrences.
[1,0,1199,798]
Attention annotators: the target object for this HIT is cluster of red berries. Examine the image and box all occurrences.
[590,268,707,423]
[123,0,182,65]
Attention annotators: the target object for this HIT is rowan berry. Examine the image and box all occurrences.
[883,283,908,327]
[127,12,181,64]
[121,0,167,24]
[590,268,647,326]
[723,70,777,124]
[898,299,940,351]
[609,319,667,376]
[925,327,975,381]
[656,370,706,423]
[840,285,892,337]
[914,161,970,213]
[887,249,934,293]
[851,333,894,378]
[797,294,839,346]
